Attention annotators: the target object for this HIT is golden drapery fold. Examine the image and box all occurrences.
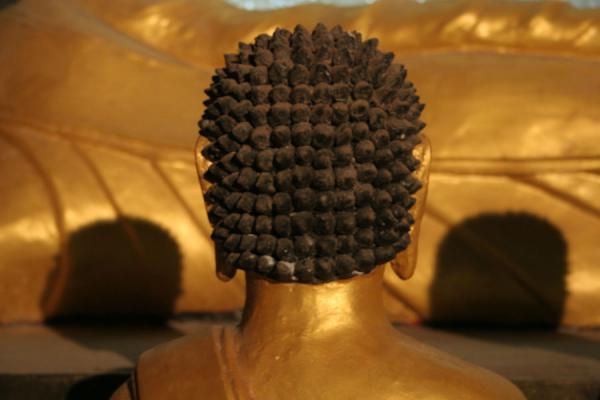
[0,0,598,325]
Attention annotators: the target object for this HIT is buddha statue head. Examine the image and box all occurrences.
[195,23,430,284]
[109,24,525,400]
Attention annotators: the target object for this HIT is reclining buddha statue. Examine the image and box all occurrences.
[1,0,598,328]
[110,24,525,400]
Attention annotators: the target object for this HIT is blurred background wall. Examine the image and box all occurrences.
[0,0,598,326]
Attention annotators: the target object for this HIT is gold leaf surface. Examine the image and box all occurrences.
[0,0,599,325]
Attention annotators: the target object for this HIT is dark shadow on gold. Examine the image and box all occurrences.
[419,211,599,371]
[39,217,185,397]
[429,212,567,328]
[0,0,19,11]
[42,217,182,320]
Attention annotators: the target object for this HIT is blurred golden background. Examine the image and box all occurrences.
[0,0,598,326]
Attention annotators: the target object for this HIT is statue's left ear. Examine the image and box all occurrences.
[390,134,431,280]
[194,136,237,281]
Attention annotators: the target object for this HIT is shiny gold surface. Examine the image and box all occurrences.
[111,268,526,399]
[0,0,599,325]
[108,95,528,399]
[392,136,431,280]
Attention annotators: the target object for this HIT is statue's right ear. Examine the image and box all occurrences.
[390,134,431,280]
[194,136,211,194]
[195,136,237,281]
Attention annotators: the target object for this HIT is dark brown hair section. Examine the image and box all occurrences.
[199,24,424,283]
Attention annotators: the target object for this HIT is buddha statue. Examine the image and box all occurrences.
[1,0,598,327]
[111,24,525,400]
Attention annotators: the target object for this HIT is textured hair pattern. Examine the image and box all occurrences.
[199,24,425,283]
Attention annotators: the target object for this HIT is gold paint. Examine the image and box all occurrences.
[391,135,431,280]
[0,0,599,326]
[111,268,526,399]
[110,124,525,399]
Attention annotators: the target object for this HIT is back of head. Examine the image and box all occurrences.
[199,24,425,283]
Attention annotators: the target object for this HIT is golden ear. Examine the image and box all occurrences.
[194,136,212,194]
[194,136,237,281]
[390,134,431,280]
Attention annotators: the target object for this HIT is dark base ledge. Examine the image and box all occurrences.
[1,320,598,400]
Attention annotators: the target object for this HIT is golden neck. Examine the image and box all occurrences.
[238,266,392,343]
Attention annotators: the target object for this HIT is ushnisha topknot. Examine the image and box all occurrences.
[199,23,425,283]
